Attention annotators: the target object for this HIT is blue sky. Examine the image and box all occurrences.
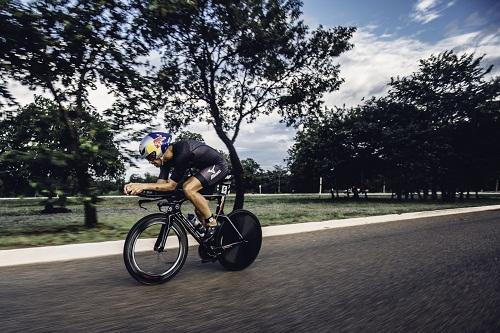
[7,0,500,178]
[303,0,500,43]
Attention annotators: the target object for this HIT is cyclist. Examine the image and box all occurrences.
[123,132,230,241]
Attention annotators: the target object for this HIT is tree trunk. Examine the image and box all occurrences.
[431,186,437,200]
[50,85,97,227]
[84,197,98,228]
[442,189,448,201]
[352,187,359,200]
[211,123,245,210]
[76,164,98,227]
[204,66,245,210]
[228,147,244,210]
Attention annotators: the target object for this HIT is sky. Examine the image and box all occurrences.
[7,0,500,179]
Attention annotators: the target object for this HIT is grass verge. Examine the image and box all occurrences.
[1,194,500,249]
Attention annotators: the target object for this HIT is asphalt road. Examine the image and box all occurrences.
[1,210,500,332]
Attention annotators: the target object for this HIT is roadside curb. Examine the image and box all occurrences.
[1,204,500,267]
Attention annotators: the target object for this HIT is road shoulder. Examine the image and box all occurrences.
[1,204,500,267]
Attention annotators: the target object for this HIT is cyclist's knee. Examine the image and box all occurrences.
[183,182,198,198]
[183,182,192,194]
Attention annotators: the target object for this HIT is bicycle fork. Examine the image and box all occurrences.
[154,216,172,252]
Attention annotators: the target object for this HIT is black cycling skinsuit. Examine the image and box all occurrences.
[159,140,229,189]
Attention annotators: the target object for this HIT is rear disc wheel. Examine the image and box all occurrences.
[217,209,262,271]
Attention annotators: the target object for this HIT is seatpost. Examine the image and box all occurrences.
[216,195,225,215]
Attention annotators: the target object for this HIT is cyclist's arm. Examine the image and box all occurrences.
[124,179,177,195]
[145,179,178,192]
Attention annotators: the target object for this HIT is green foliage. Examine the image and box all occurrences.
[174,130,205,142]
[129,172,158,183]
[288,110,354,192]
[137,0,356,130]
[0,0,149,169]
[384,51,500,198]
[241,158,264,192]
[0,0,147,109]
[0,96,124,197]
[260,165,292,193]
[0,0,149,225]
[289,51,500,197]
[240,159,291,193]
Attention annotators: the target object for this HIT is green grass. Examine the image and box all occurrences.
[1,194,500,249]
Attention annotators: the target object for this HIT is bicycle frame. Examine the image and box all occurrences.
[139,185,244,253]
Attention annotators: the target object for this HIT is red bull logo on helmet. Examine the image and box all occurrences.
[153,135,166,149]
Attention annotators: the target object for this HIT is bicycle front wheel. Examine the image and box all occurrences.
[123,213,188,285]
[217,209,262,271]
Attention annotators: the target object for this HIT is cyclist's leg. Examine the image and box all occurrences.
[194,208,203,223]
[184,161,229,231]
[182,177,213,226]
[194,187,216,222]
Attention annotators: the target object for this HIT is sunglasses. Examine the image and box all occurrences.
[146,152,157,162]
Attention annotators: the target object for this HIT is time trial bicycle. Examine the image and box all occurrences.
[123,176,262,285]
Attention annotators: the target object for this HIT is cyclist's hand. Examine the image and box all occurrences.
[124,183,146,195]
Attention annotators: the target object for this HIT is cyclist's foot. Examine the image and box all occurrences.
[202,224,218,243]
[202,215,218,243]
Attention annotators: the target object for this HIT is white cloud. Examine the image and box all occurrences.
[6,80,50,106]
[5,79,115,113]
[410,0,456,24]
[87,83,115,112]
[326,27,500,108]
[465,12,489,28]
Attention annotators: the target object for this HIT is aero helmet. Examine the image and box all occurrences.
[139,132,172,160]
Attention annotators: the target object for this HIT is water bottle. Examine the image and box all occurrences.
[188,213,205,236]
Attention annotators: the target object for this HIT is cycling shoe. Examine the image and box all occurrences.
[202,225,218,244]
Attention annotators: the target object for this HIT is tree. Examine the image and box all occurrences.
[288,110,356,193]
[134,0,355,209]
[241,158,264,193]
[129,172,159,183]
[175,130,205,142]
[0,0,147,226]
[349,98,431,199]
[0,96,124,206]
[288,51,500,199]
[387,51,500,199]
